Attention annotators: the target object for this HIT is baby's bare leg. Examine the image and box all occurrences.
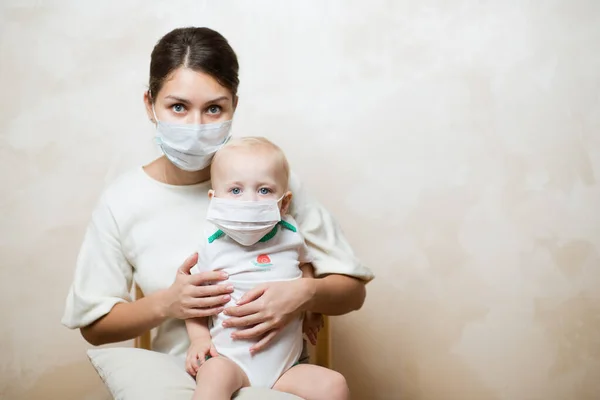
[272,364,350,400]
[193,357,249,400]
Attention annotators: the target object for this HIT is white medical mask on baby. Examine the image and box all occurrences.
[206,195,285,246]
[153,106,232,171]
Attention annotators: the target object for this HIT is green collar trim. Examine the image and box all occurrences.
[258,225,279,242]
[207,220,297,244]
[207,229,225,244]
[279,219,297,233]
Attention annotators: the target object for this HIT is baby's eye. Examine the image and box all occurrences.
[172,104,185,113]
[230,187,241,195]
[258,188,272,195]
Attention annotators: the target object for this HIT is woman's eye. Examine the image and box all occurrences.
[207,105,222,115]
[259,188,271,195]
[231,188,241,195]
[172,104,185,113]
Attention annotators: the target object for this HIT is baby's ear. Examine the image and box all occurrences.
[208,189,215,199]
[280,191,293,215]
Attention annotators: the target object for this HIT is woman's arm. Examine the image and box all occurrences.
[300,262,366,315]
[62,192,234,346]
[225,274,365,333]
[303,274,366,315]
[81,289,169,346]
[80,254,233,346]
[288,171,374,282]
[289,171,372,314]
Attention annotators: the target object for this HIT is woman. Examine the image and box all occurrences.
[62,27,374,398]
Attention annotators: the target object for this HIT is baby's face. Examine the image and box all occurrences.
[211,147,288,202]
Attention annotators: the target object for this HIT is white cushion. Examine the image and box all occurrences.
[87,348,302,400]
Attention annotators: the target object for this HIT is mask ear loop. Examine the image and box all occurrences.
[152,104,159,124]
[152,104,163,149]
[277,193,292,217]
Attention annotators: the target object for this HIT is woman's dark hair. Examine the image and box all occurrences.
[148,27,239,101]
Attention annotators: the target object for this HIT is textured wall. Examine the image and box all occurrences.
[1,1,599,399]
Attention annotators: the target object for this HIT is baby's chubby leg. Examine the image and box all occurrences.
[193,357,250,400]
[272,364,350,400]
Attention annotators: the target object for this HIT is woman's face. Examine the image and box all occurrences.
[145,67,237,125]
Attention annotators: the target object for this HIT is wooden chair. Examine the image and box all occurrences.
[133,284,331,367]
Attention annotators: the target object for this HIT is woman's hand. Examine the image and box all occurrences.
[222,278,315,353]
[162,253,234,320]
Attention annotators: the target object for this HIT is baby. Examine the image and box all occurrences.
[185,137,348,399]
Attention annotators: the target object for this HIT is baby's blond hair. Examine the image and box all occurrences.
[211,136,290,184]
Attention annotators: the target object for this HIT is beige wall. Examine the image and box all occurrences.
[1,1,599,399]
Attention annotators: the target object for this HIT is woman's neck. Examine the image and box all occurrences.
[144,156,211,186]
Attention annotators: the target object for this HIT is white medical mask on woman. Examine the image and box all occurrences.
[153,107,232,171]
[206,195,285,246]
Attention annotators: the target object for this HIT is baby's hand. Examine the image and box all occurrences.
[185,337,219,376]
[303,312,324,345]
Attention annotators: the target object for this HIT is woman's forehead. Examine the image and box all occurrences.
[160,67,232,103]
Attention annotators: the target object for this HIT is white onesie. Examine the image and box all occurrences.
[192,214,312,388]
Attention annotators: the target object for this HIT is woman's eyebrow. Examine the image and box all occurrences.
[164,95,231,105]
[205,96,230,104]
[164,95,191,104]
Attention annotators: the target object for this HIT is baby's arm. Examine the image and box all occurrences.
[185,318,218,376]
[300,263,324,345]
[185,245,219,375]
[186,317,211,341]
